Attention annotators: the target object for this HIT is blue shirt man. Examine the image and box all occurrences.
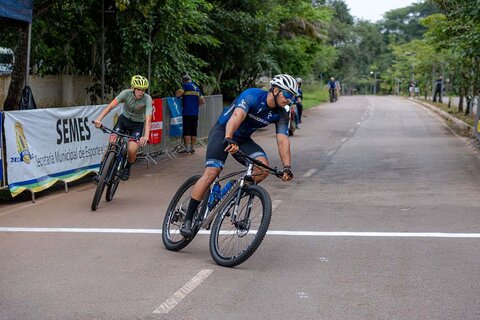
[176,74,205,153]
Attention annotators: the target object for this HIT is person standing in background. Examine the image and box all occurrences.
[176,74,205,153]
[295,78,303,123]
[433,75,443,103]
[409,81,415,99]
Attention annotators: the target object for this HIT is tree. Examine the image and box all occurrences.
[381,1,440,45]
[423,0,480,113]
[2,19,29,111]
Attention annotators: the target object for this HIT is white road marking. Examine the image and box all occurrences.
[152,269,213,314]
[303,169,317,177]
[0,227,162,234]
[1,227,480,238]
[272,200,282,211]
[266,231,480,238]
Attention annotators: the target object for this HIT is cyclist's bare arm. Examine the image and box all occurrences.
[276,133,292,181]
[94,98,119,128]
[139,114,152,147]
[224,108,246,154]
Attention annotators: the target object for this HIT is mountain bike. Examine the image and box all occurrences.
[91,123,138,211]
[286,103,297,136]
[162,149,285,267]
[329,88,336,103]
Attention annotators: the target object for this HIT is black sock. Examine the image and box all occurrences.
[125,161,133,169]
[184,198,201,222]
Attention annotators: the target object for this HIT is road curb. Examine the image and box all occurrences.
[412,98,473,136]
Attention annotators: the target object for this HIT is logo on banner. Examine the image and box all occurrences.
[12,121,34,164]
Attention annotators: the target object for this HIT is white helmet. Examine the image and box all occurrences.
[296,77,302,84]
[270,74,298,96]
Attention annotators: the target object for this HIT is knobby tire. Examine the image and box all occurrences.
[106,150,126,202]
[162,175,207,251]
[91,151,115,211]
[209,184,272,267]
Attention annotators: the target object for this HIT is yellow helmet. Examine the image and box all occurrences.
[131,75,149,90]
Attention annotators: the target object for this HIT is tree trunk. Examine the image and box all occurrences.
[458,87,464,113]
[3,22,29,111]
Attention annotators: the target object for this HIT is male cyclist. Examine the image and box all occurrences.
[94,75,153,181]
[327,77,337,102]
[180,74,297,237]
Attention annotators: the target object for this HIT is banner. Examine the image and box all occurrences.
[0,0,33,23]
[149,98,163,144]
[0,112,3,185]
[4,104,121,197]
[166,97,183,137]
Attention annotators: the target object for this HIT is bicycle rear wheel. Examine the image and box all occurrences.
[162,175,207,251]
[209,184,272,267]
[91,151,115,211]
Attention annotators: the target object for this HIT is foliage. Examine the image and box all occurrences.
[381,1,440,45]
[2,0,480,111]
[422,0,480,111]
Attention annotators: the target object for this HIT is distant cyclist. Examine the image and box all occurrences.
[334,79,341,100]
[94,75,152,180]
[327,77,337,102]
[179,74,297,237]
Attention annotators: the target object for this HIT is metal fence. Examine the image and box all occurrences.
[139,94,223,163]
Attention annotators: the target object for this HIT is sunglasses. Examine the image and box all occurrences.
[281,89,295,100]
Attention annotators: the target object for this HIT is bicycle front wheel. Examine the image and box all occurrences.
[106,174,120,202]
[288,118,295,136]
[106,153,125,202]
[91,151,115,211]
[162,175,206,251]
[209,184,272,267]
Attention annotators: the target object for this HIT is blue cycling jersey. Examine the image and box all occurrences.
[217,88,289,140]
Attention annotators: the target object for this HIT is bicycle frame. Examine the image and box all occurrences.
[98,138,123,185]
[95,125,137,184]
[199,151,283,230]
[91,123,140,211]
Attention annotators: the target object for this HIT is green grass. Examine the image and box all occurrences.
[418,98,476,127]
[301,82,329,109]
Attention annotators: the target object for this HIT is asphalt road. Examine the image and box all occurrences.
[1,96,479,320]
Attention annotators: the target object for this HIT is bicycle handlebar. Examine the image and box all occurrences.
[92,121,140,141]
[234,149,284,178]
